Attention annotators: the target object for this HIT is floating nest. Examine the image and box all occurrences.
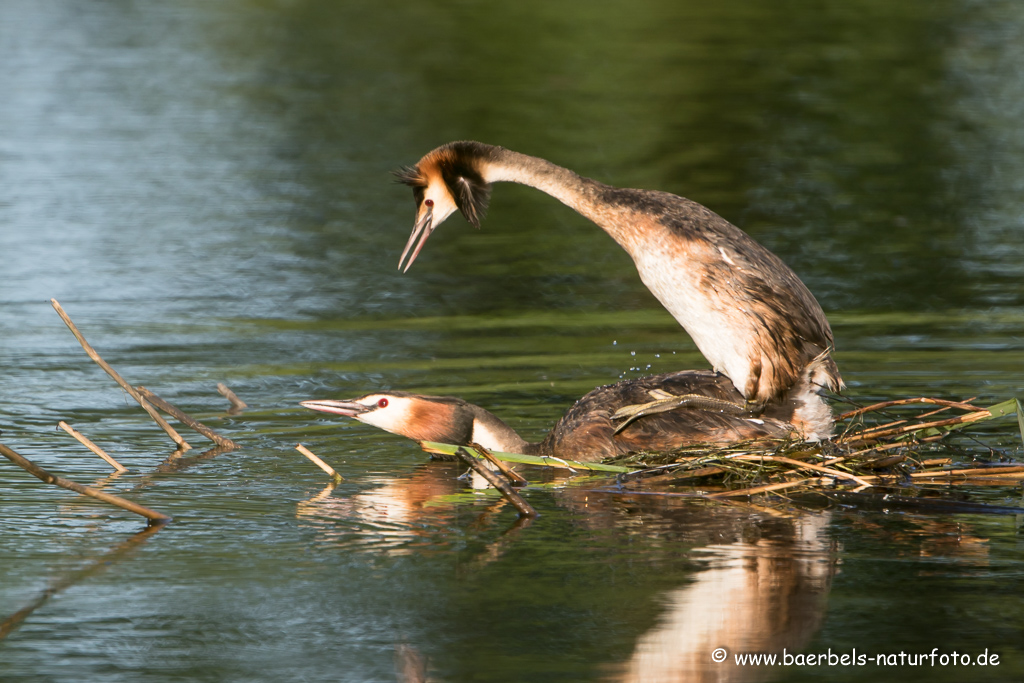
[423,395,1024,510]
[606,396,1024,500]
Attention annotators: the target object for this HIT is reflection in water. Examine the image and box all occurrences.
[394,642,430,683]
[297,466,996,682]
[610,514,833,683]
[295,461,466,554]
[299,462,836,682]
[0,522,164,640]
[848,516,991,567]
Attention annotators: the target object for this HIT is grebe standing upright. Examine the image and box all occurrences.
[302,369,807,462]
[395,141,842,440]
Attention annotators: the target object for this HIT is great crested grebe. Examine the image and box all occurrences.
[395,142,842,439]
[302,369,813,462]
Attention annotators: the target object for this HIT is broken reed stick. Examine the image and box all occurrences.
[136,386,240,450]
[217,383,248,411]
[839,410,992,445]
[908,465,1024,479]
[456,447,538,518]
[707,478,811,499]
[295,444,343,483]
[916,400,975,419]
[471,442,528,485]
[57,421,128,473]
[623,465,726,488]
[927,477,1024,486]
[846,420,909,439]
[822,439,916,466]
[730,454,874,488]
[838,397,981,421]
[49,299,192,452]
[0,442,170,522]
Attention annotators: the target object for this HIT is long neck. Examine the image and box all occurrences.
[479,147,618,237]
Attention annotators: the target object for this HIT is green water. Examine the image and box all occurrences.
[2,1,1023,681]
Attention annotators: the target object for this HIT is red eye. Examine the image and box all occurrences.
[424,199,434,207]
[377,398,389,408]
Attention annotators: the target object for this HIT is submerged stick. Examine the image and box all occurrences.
[0,442,170,522]
[50,299,192,451]
[217,383,248,412]
[296,444,343,483]
[57,421,128,472]
[456,447,538,518]
[136,386,240,450]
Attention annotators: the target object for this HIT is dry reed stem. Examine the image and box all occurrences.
[823,440,912,465]
[908,466,1024,479]
[731,455,874,487]
[471,442,528,485]
[859,454,907,469]
[217,383,247,411]
[936,477,1024,486]
[455,447,538,518]
[844,419,909,439]
[840,410,991,444]
[915,398,976,419]
[295,444,343,483]
[136,386,240,449]
[838,397,981,421]
[707,478,812,498]
[624,466,727,488]
[0,442,170,522]
[50,299,191,451]
[57,421,128,472]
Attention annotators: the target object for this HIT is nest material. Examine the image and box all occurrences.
[605,396,1024,499]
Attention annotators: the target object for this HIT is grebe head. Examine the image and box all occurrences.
[395,142,492,272]
[301,391,476,444]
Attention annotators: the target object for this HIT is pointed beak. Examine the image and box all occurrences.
[300,399,370,418]
[398,204,433,273]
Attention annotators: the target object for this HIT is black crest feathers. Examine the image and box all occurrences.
[393,166,426,207]
[439,151,491,229]
[393,166,426,188]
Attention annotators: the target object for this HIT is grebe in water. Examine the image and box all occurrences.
[302,368,818,462]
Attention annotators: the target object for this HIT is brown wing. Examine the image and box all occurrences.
[596,186,842,402]
[537,371,794,461]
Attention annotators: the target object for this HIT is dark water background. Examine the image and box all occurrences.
[2,1,1023,681]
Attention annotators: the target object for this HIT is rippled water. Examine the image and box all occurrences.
[2,1,1024,681]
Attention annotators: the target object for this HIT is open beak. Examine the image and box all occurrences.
[398,204,433,273]
[300,399,370,418]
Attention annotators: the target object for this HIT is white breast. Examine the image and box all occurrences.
[630,236,753,396]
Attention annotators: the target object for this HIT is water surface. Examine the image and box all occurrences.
[2,1,1023,681]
